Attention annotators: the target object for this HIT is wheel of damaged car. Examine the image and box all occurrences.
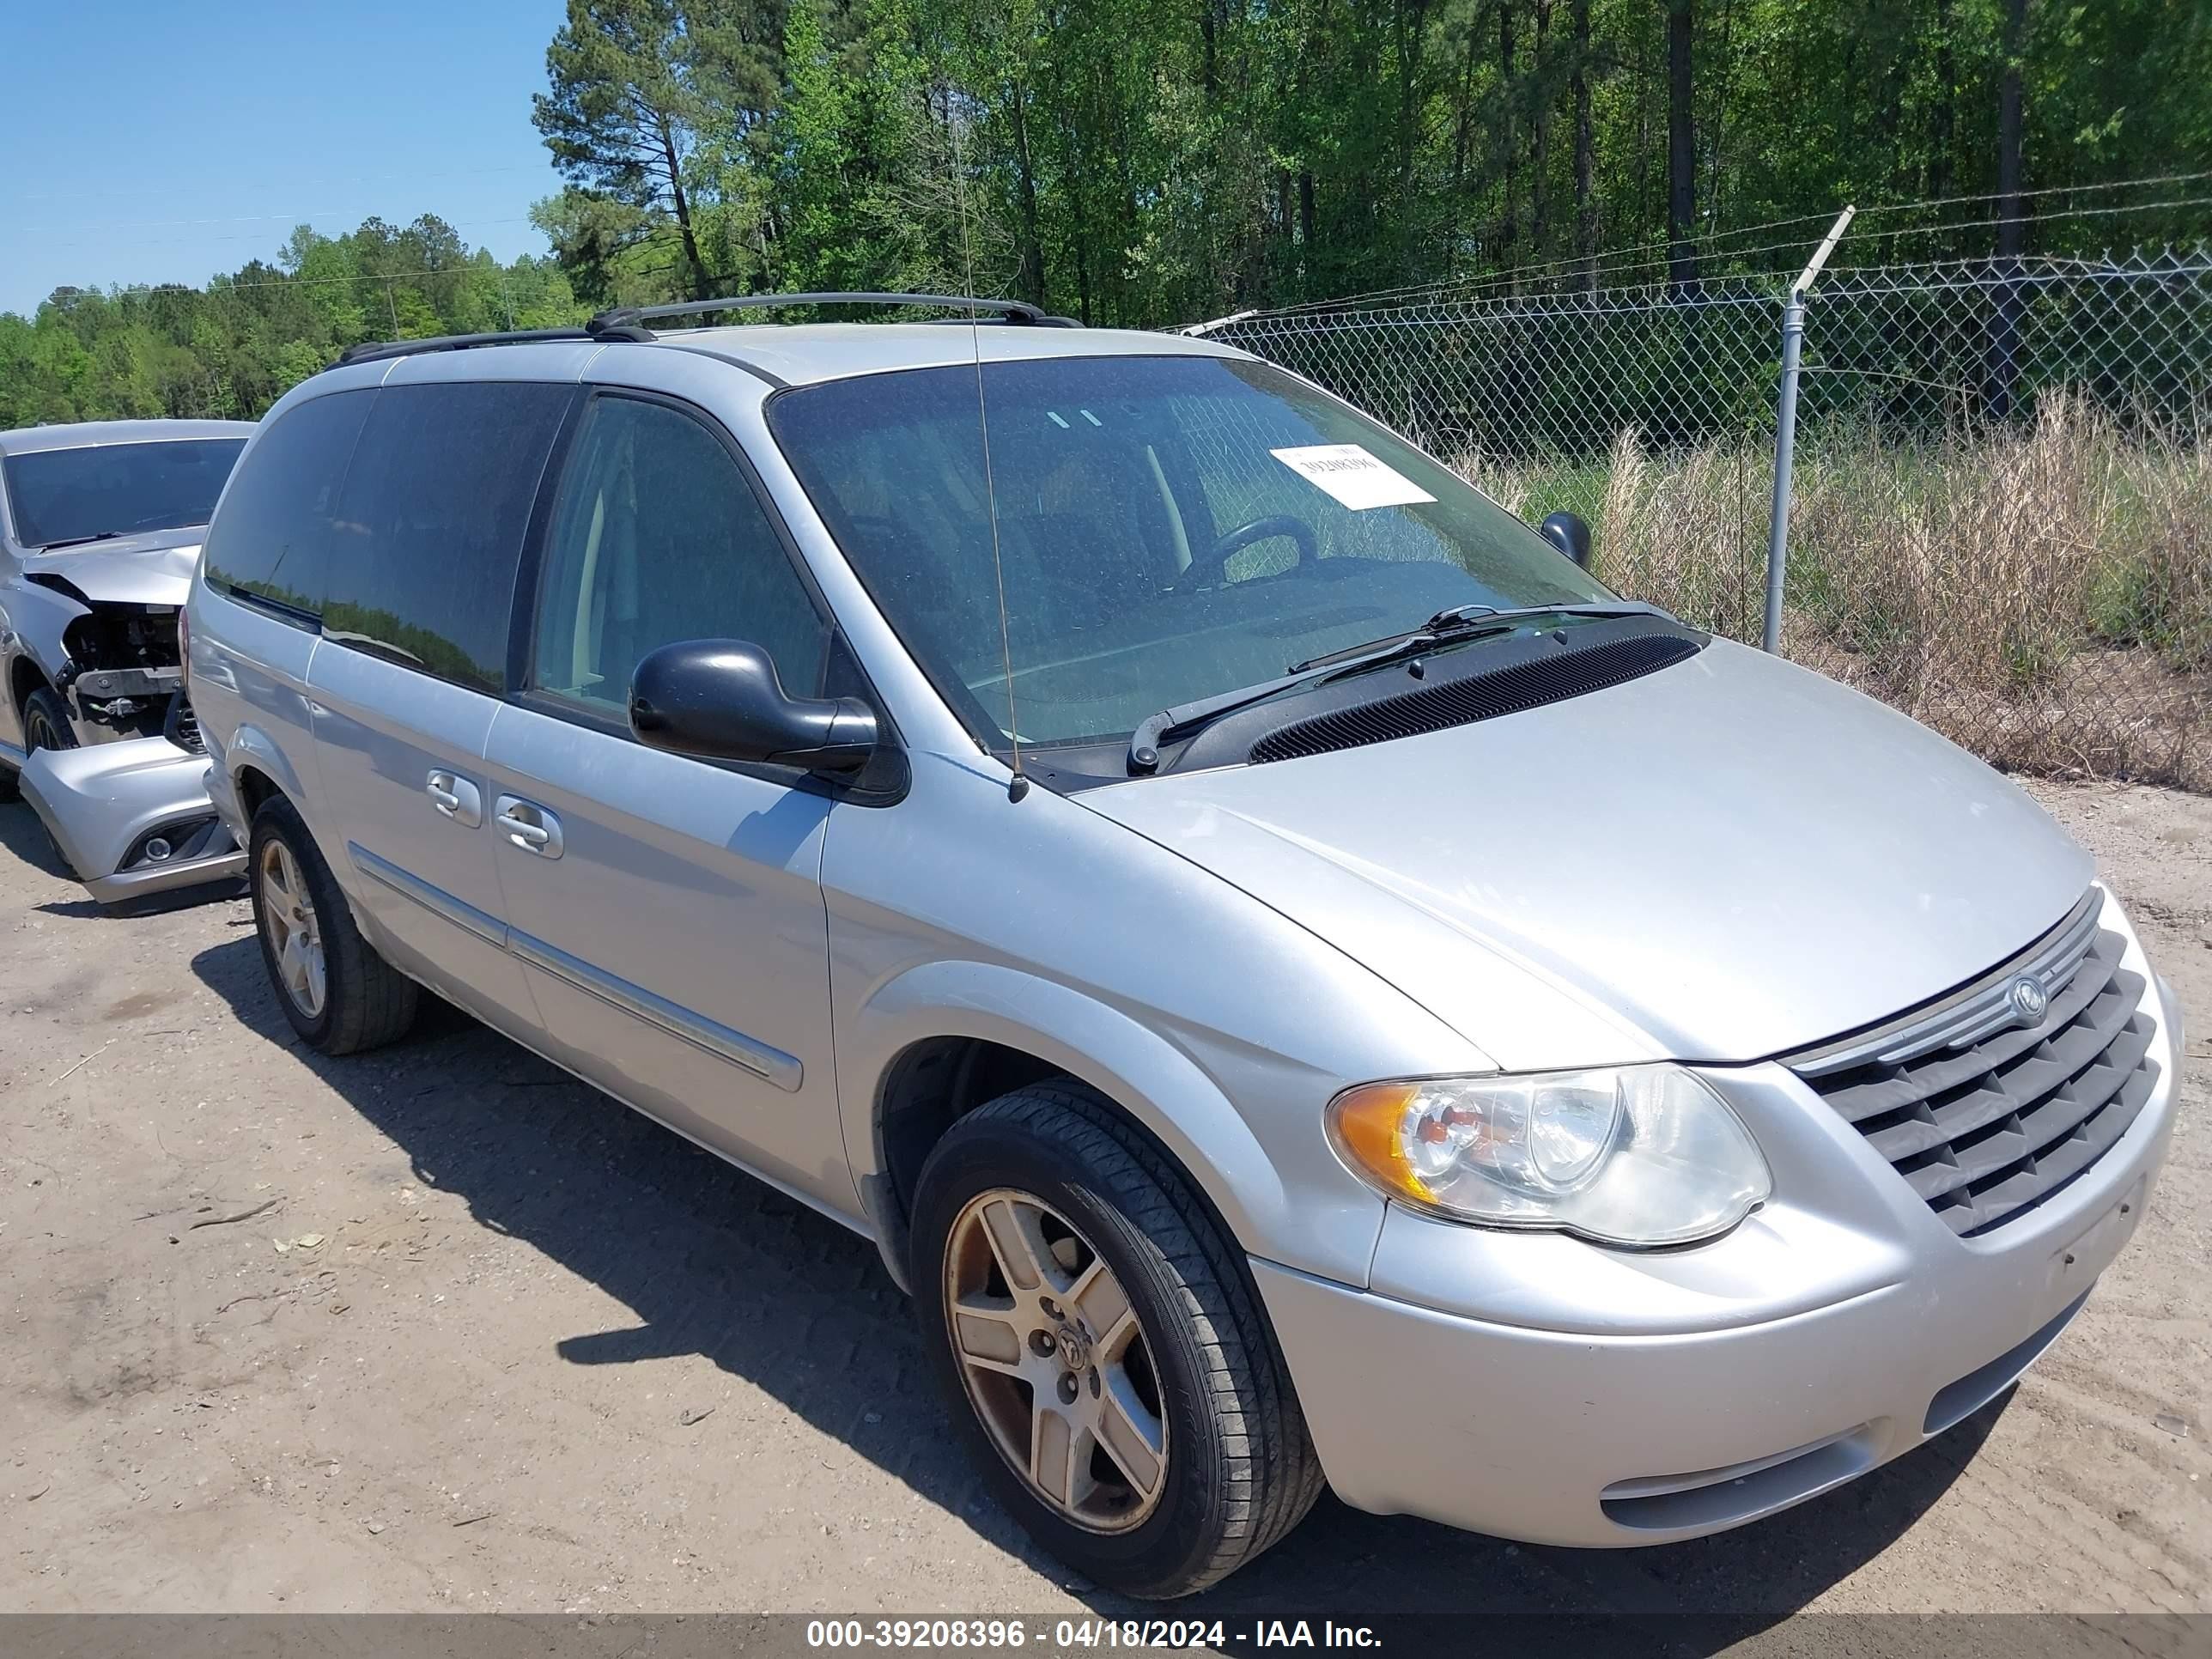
[248,796,419,1055]
[21,687,77,756]
[909,1081,1324,1599]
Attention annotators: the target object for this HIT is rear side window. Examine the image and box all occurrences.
[202,392,374,617]
[321,382,573,692]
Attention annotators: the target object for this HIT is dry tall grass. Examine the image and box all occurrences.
[1464,398,2212,790]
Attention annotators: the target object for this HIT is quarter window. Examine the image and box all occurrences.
[530,396,828,715]
[320,382,573,692]
[201,391,374,617]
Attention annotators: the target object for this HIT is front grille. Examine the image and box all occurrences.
[1784,890,2159,1237]
[165,692,205,756]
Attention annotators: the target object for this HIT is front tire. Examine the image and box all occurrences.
[248,796,417,1054]
[3,684,76,826]
[21,685,76,757]
[910,1081,1323,1598]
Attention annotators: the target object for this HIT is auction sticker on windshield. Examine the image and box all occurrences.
[1270,443,1437,510]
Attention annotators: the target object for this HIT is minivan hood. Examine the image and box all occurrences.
[1081,639,2092,1070]
[25,526,204,606]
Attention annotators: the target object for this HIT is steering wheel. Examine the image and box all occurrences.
[1172,514,1318,592]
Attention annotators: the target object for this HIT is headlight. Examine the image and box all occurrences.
[1327,1066,1770,1247]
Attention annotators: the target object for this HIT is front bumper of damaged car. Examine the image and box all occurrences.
[21,734,244,902]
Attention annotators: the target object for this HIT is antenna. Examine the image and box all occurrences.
[951,112,1029,803]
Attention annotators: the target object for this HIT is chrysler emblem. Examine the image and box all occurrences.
[2007,976,2050,1027]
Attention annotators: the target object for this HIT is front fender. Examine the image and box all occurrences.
[839,957,1370,1286]
[9,580,85,676]
[0,584,82,750]
[0,637,28,753]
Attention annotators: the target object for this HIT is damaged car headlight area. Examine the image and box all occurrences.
[56,600,186,739]
[1328,1066,1771,1247]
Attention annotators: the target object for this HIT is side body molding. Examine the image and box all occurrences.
[348,841,805,1094]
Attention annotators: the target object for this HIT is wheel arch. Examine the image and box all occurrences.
[233,761,281,817]
[9,650,52,721]
[848,962,1289,1294]
[224,723,312,823]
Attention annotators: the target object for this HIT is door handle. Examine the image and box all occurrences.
[493,794,564,860]
[425,769,483,828]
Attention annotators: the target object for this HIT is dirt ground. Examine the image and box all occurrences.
[1,778,2206,1630]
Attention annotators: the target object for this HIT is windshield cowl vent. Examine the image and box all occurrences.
[1247,629,1700,764]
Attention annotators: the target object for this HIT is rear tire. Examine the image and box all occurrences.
[248,795,417,1054]
[909,1081,1323,1598]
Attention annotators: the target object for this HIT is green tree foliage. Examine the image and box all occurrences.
[769,0,990,293]
[534,0,786,298]
[4,0,2202,433]
[537,0,2211,324]
[0,218,585,428]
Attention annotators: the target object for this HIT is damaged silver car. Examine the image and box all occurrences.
[0,419,253,901]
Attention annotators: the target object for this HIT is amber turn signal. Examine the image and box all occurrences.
[1327,1079,1431,1202]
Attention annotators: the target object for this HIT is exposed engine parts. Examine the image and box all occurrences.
[55,602,185,740]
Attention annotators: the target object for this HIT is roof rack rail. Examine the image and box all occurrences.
[587,291,1082,332]
[322,291,1076,375]
[328,324,657,373]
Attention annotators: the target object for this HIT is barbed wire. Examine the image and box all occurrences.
[1848,169,2212,219]
[1261,178,2212,319]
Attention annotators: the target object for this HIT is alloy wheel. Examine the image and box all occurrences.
[24,705,64,751]
[258,840,326,1018]
[942,1188,1169,1534]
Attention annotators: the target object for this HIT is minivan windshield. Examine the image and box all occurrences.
[770,354,1611,750]
[4,438,246,550]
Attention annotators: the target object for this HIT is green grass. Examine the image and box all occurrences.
[1452,397,2212,787]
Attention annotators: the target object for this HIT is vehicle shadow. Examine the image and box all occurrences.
[190,929,1994,1640]
[0,795,73,878]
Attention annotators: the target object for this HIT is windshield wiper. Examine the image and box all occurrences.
[1286,601,1658,674]
[1126,634,1462,775]
[1127,601,1666,775]
[1132,641,1424,778]
[33,531,124,551]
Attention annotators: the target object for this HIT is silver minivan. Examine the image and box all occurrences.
[185,296,2181,1599]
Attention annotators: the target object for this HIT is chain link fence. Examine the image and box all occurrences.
[1201,245,2212,791]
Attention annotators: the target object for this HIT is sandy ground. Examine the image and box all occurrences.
[0,779,2206,1630]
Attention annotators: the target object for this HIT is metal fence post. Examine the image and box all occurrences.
[1761,295,1807,653]
[1762,205,1856,653]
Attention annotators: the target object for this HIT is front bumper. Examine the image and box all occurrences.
[1259,969,2181,1548]
[20,736,245,902]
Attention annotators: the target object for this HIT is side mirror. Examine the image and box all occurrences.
[629,639,878,774]
[1540,510,1593,569]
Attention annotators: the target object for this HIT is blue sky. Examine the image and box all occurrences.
[4,1,566,316]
